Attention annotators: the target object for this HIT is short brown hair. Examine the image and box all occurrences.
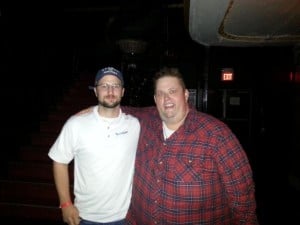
[153,67,186,93]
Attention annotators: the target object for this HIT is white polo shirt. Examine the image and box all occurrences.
[48,106,140,222]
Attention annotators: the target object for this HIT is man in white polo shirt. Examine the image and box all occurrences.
[48,67,140,225]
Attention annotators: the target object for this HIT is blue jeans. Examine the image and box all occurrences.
[80,219,125,225]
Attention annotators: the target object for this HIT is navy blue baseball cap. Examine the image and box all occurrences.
[89,67,124,89]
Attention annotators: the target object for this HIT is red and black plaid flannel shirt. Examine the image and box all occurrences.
[123,106,258,225]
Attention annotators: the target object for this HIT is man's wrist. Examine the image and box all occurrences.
[59,201,73,209]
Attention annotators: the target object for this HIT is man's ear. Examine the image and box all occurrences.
[185,89,189,101]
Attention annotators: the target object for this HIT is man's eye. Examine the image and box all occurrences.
[97,83,122,90]
[156,92,163,97]
[169,89,177,94]
[113,84,121,89]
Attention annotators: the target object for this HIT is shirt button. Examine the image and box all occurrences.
[163,142,166,146]
[157,179,160,183]
[159,161,163,165]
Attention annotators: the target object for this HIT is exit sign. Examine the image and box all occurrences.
[221,68,234,81]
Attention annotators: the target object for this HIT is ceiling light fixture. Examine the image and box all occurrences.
[117,39,147,55]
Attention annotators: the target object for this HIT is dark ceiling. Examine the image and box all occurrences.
[2,0,299,50]
[63,0,186,41]
[1,0,188,46]
[2,0,298,78]
[1,0,197,77]
[59,0,189,59]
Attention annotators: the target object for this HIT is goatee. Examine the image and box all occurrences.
[98,99,121,108]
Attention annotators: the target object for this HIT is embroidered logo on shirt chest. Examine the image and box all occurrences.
[115,131,128,135]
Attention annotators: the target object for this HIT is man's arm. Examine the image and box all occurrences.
[53,161,80,225]
[122,105,157,120]
[216,132,259,225]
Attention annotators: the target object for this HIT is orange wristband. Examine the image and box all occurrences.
[59,201,72,209]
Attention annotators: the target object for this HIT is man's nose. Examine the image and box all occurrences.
[163,93,171,99]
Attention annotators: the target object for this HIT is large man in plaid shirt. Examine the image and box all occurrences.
[79,67,258,224]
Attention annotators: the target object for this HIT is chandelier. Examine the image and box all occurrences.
[117,39,147,55]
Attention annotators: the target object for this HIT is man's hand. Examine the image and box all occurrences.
[76,106,94,115]
[62,205,80,225]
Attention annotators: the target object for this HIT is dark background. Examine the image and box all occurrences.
[1,1,299,224]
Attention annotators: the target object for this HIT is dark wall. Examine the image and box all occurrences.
[0,7,76,163]
[1,6,299,224]
[205,46,297,224]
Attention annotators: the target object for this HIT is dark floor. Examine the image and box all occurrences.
[2,218,65,225]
